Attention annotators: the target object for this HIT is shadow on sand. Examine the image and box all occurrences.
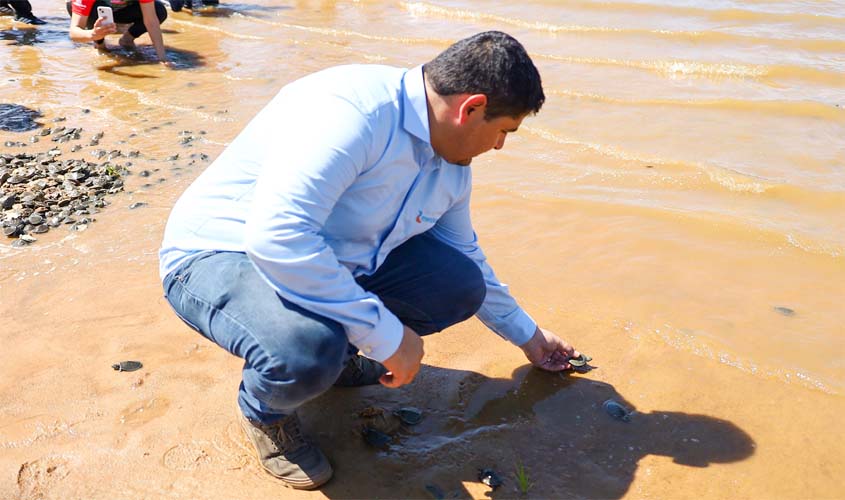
[0,22,69,46]
[299,364,755,499]
[96,45,206,73]
[0,103,42,132]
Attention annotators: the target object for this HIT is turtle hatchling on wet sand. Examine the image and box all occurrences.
[393,407,423,425]
[603,399,632,422]
[358,406,402,434]
[112,360,143,372]
[362,426,392,449]
[358,406,423,448]
[569,353,596,373]
[477,468,503,490]
[568,353,592,367]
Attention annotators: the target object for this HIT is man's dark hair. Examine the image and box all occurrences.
[423,31,545,120]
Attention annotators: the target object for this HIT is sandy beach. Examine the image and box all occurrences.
[2,0,844,498]
[1,184,843,499]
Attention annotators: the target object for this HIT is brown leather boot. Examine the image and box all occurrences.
[239,412,333,489]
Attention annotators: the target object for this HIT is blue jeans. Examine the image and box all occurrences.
[163,233,485,424]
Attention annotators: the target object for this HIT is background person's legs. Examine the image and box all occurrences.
[114,1,167,40]
[9,0,45,24]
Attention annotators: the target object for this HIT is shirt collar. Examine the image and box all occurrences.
[402,65,431,146]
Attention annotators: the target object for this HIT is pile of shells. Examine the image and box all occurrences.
[0,150,125,247]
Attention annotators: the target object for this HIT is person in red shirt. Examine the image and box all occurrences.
[67,0,169,65]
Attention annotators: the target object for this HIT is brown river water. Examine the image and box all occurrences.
[1,1,843,498]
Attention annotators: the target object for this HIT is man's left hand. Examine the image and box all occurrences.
[520,327,579,372]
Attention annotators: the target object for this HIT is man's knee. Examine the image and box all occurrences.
[418,251,485,333]
[451,256,486,320]
[249,320,348,409]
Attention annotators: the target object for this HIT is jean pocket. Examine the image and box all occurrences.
[163,269,207,336]
[165,285,205,335]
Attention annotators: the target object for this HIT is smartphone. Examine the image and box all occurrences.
[96,6,114,26]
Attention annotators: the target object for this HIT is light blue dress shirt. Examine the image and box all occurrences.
[159,64,537,362]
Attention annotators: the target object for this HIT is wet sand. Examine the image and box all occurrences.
[3,0,845,498]
[1,174,843,499]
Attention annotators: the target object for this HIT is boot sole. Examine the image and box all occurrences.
[237,413,333,490]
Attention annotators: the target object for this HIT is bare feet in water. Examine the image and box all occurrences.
[119,32,136,49]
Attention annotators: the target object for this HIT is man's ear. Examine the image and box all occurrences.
[457,94,487,124]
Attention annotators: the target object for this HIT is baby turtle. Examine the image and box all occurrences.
[112,360,143,372]
[361,426,391,449]
[603,399,631,422]
[477,468,503,490]
[568,353,592,367]
[773,306,795,317]
[393,407,423,426]
[358,406,402,434]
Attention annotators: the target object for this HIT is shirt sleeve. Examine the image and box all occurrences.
[243,94,404,362]
[427,174,537,346]
[70,0,94,16]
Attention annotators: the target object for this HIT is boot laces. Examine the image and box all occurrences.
[272,414,307,454]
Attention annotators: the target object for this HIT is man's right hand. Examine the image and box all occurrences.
[379,325,423,388]
[92,17,116,41]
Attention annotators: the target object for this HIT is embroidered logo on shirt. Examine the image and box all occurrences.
[416,210,437,224]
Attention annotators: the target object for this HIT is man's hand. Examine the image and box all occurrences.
[520,327,579,372]
[91,17,116,41]
[380,325,423,388]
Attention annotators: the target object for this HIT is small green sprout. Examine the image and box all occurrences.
[105,164,121,177]
[514,459,532,495]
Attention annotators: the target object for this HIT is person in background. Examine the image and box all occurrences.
[0,0,47,25]
[67,0,169,65]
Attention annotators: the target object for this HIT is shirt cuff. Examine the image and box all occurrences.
[501,308,538,347]
[346,310,404,362]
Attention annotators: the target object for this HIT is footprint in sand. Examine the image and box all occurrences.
[118,397,170,426]
[210,421,258,471]
[17,455,70,499]
[209,420,282,483]
[162,442,213,471]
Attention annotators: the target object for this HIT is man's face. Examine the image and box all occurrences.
[446,112,526,166]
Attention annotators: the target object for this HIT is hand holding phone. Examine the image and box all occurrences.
[96,6,114,26]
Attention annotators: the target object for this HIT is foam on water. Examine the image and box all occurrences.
[401,1,845,53]
[621,320,839,395]
[549,89,845,122]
